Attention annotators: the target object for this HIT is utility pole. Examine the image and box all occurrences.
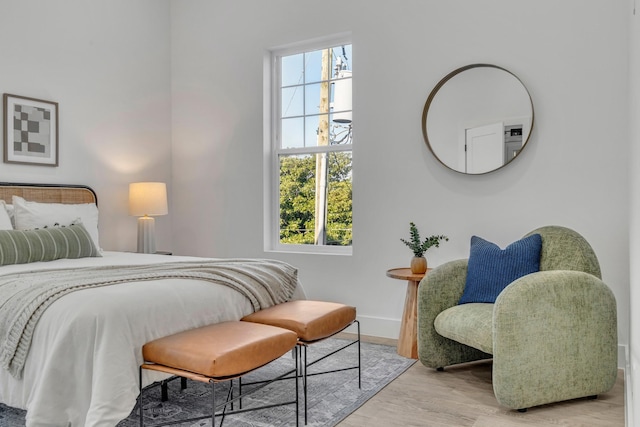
[314,48,331,245]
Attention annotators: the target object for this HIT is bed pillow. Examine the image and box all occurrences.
[0,201,12,230]
[0,203,15,227]
[12,195,100,250]
[459,233,542,304]
[0,222,101,266]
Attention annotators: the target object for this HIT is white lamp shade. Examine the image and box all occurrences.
[129,182,168,217]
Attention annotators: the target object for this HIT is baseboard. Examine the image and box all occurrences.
[624,344,632,427]
[355,314,401,340]
[620,344,628,369]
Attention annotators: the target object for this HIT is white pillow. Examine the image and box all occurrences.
[4,203,14,226]
[12,195,101,250]
[0,201,13,230]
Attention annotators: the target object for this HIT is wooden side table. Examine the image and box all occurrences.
[386,267,431,359]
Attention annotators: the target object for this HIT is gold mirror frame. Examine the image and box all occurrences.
[422,64,535,175]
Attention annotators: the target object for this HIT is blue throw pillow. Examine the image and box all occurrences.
[459,233,542,304]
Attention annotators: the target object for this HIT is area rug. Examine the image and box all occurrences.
[0,338,415,426]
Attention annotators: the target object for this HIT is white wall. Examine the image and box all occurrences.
[628,0,639,424]
[0,0,173,252]
[170,0,631,353]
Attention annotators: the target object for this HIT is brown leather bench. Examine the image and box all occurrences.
[138,321,299,427]
[241,300,360,424]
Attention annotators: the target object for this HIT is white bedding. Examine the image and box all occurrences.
[0,251,305,427]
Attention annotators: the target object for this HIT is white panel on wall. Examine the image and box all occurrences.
[628,0,639,424]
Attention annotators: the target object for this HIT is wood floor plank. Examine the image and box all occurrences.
[337,357,625,427]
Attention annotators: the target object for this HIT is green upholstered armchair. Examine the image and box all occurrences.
[417,225,618,411]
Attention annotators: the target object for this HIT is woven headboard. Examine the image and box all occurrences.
[0,183,97,205]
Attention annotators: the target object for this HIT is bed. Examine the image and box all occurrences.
[0,183,304,427]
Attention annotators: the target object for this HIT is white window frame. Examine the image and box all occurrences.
[263,34,352,255]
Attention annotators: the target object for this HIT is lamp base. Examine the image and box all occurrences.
[137,216,156,254]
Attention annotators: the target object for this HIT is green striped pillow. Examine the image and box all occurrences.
[0,223,101,266]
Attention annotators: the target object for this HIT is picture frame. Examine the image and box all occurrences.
[3,93,58,166]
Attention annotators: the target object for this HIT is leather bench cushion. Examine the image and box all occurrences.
[242,300,356,342]
[142,321,297,378]
[434,303,494,355]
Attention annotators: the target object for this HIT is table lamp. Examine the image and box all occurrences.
[129,182,168,253]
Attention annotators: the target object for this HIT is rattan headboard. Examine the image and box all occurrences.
[0,182,97,205]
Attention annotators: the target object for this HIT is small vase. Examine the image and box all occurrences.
[410,256,427,274]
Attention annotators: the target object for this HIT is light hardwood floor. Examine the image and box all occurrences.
[337,335,625,427]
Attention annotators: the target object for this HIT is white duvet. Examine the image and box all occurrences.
[0,252,304,427]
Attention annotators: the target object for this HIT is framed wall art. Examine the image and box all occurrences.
[3,93,58,166]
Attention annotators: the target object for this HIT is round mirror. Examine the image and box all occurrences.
[422,64,534,174]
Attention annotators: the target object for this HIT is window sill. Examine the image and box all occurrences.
[266,244,352,256]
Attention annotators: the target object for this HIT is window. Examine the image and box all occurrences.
[267,38,352,254]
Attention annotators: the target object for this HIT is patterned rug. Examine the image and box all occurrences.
[0,338,415,426]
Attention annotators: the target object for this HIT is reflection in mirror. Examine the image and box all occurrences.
[422,64,534,174]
